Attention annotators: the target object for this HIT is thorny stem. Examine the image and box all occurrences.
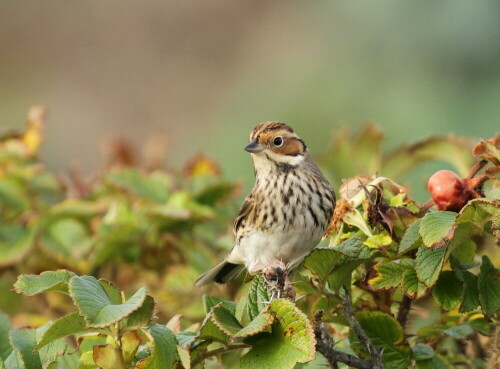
[396,294,412,329]
[190,343,249,367]
[342,289,385,369]
[314,311,372,369]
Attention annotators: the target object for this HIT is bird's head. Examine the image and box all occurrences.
[245,121,308,170]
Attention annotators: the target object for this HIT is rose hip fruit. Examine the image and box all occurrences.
[428,170,469,211]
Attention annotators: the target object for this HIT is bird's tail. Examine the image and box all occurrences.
[194,261,245,286]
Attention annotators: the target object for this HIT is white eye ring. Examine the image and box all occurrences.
[273,136,284,147]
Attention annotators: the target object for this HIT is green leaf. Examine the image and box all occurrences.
[247,275,270,321]
[402,266,428,299]
[332,236,371,258]
[398,219,422,254]
[198,314,230,344]
[0,224,33,267]
[14,270,75,296]
[302,247,344,282]
[478,255,500,316]
[432,271,463,311]
[416,355,454,369]
[137,324,179,369]
[0,311,12,361]
[460,271,480,313]
[234,308,274,338]
[456,198,500,228]
[106,169,169,202]
[327,260,365,292]
[411,344,435,360]
[352,311,410,369]
[415,245,447,287]
[442,324,474,339]
[119,295,155,330]
[36,313,87,349]
[69,276,147,328]
[202,295,236,315]
[450,240,476,264]
[210,303,243,336]
[97,280,122,304]
[419,212,456,247]
[39,218,93,263]
[241,299,316,369]
[369,261,406,289]
[9,328,42,369]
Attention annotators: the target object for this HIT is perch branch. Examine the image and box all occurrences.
[313,311,374,369]
[342,289,385,369]
[190,343,249,367]
[396,294,412,329]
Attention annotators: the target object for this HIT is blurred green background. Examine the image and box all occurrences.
[1,1,498,195]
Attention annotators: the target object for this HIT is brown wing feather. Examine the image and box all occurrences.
[233,195,254,235]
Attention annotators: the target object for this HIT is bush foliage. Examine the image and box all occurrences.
[0,109,498,369]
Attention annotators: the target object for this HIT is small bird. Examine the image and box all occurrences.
[195,122,335,286]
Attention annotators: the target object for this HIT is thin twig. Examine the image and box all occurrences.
[313,311,373,369]
[396,294,412,329]
[342,289,385,369]
[190,343,249,367]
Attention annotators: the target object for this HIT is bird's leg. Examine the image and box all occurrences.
[261,260,296,302]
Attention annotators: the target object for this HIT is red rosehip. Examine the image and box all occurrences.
[428,170,469,212]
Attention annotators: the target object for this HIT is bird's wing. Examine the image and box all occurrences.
[233,194,254,235]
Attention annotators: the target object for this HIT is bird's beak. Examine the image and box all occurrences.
[244,139,264,153]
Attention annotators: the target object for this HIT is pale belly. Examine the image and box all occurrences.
[227,226,324,274]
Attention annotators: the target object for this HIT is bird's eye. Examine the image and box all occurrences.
[273,136,283,147]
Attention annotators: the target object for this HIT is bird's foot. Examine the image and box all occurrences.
[261,260,296,302]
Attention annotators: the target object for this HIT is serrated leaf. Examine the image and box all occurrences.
[352,311,410,369]
[9,328,42,369]
[327,260,365,292]
[198,314,230,344]
[241,299,316,369]
[369,261,406,289]
[234,307,274,338]
[403,266,427,299]
[36,313,87,349]
[411,344,435,360]
[202,295,236,315]
[478,255,500,316]
[246,275,269,321]
[98,280,122,304]
[119,295,155,331]
[460,271,480,313]
[456,198,500,228]
[136,324,179,369]
[432,271,463,311]
[332,236,370,258]
[93,344,119,369]
[415,245,447,287]
[210,303,243,336]
[399,219,422,254]
[419,212,456,247]
[0,312,12,361]
[14,270,75,296]
[69,276,147,328]
[302,247,344,281]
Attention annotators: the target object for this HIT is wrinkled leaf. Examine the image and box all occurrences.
[69,276,147,328]
[14,270,75,296]
[432,271,463,311]
[241,299,316,369]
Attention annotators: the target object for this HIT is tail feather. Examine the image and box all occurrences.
[195,261,244,286]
